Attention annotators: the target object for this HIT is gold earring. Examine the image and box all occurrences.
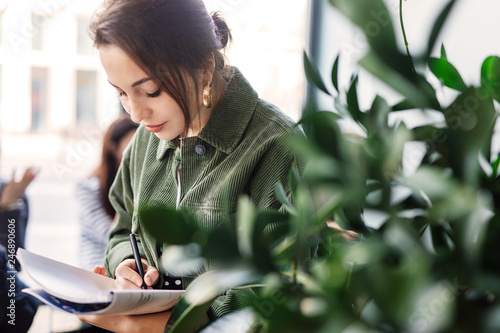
[202,82,212,109]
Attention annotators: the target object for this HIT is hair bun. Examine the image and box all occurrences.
[212,12,231,49]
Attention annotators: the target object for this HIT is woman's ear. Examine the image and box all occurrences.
[202,53,216,85]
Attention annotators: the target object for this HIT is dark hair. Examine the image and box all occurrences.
[90,0,232,134]
[92,115,138,217]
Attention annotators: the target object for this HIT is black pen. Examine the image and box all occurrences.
[129,233,147,289]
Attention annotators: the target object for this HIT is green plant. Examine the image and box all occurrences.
[143,0,500,331]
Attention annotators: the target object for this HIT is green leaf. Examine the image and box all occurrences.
[360,51,441,110]
[298,111,344,160]
[167,294,214,333]
[441,44,447,60]
[347,75,363,123]
[237,196,256,258]
[428,57,467,92]
[252,210,290,270]
[140,207,195,245]
[444,87,497,185]
[425,1,457,61]
[292,187,315,267]
[411,125,445,142]
[185,269,260,305]
[304,51,331,96]
[275,181,297,215]
[271,236,296,261]
[492,155,500,178]
[430,224,454,254]
[331,54,340,93]
[311,192,343,225]
[288,164,300,194]
[481,56,500,102]
[402,167,455,202]
[329,0,398,62]
[367,95,390,133]
[391,99,416,112]
[168,269,260,333]
[161,244,205,276]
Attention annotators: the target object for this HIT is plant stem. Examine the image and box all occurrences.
[399,0,416,74]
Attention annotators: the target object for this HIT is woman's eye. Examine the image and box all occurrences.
[118,91,127,98]
[147,89,161,98]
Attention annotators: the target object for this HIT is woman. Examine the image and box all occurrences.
[77,116,138,270]
[81,0,304,331]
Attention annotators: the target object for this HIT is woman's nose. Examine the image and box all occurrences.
[127,98,151,123]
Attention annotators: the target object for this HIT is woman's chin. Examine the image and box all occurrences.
[154,131,180,141]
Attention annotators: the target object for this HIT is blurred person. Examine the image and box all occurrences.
[77,116,138,270]
[0,167,38,270]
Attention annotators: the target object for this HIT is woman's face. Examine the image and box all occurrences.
[99,45,186,141]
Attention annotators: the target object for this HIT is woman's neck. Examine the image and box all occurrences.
[184,77,228,138]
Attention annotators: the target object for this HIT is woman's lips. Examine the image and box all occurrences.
[144,122,167,133]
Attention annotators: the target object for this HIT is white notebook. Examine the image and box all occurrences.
[17,248,184,315]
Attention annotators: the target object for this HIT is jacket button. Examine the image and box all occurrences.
[195,144,206,155]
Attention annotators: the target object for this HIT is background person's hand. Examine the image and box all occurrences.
[115,258,159,289]
[0,167,39,206]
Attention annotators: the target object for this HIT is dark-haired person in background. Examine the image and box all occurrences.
[79,0,305,331]
[77,116,138,270]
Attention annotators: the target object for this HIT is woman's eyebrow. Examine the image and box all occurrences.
[131,77,151,87]
[108,77,151,89]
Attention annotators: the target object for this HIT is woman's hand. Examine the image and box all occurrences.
[92,259,160,289]
[82,263,168,332]
[115,258,160,289]
[78,310,172,333]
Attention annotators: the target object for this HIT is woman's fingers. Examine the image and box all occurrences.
[116,260,144,288]
[116,275,143,289]
[92,266,107,276]
[144,263,160,287]
[115,258,159,289]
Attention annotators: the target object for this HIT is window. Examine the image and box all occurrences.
[31,67,50,131]
[77,17,94,55]
[76,70,97,124]
[32,14,49,50]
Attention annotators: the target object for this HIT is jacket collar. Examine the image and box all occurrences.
[156,67,258,160]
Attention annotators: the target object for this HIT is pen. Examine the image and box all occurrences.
[129,233,147,289]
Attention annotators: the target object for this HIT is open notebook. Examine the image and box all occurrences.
[17,248,184,315]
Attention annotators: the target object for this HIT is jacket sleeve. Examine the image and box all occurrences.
[104,143,145,278]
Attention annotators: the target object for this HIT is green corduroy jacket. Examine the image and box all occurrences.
[104,67,305,330]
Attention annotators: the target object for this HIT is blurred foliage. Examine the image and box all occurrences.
[142,0,500,332]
